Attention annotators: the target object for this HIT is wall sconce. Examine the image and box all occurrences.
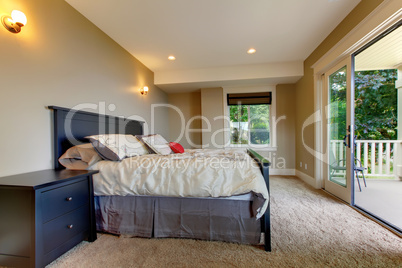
[140,86,149,95]
[2,10,27,34]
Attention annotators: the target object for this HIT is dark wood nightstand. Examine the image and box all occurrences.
[0,169,98,268]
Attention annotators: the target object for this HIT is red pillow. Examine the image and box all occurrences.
[169,142,184,154]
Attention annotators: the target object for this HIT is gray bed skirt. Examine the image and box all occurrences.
[95,195,261,245]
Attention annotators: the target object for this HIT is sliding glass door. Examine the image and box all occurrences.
[352,22,402,232]
[317,15,402,234]
[323,58,354,203]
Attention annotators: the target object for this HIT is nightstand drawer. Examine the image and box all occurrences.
[0,169,97,268]
[43,205,90,254]
[42,180,89,223]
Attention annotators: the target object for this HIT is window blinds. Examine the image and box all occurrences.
[227,92,271,105]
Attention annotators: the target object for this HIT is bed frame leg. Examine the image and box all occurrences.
[263,204,271,252]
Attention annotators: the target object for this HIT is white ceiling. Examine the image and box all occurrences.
[65,0,361,92]
[355,25,402,71]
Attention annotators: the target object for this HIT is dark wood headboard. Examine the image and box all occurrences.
[49,106,144,169]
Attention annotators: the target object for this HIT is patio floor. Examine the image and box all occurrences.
[354,179,402,231]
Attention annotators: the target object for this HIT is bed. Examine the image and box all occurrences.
[49,106,271,251]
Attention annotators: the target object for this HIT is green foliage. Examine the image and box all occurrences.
[229,105,248,122]
[250,123,269,144]
[329,67,347,140]
[355,69,397,140]
[250,105,270,123]
[230,105,249,144]
[250,105,269,144]
[229,104,270,144]
[230,127,248,144]
[329,68,397,141]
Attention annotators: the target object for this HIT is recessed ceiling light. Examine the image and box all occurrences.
[247,48,256,54]
[168,55,176,60]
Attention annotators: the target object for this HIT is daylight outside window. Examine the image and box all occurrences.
[229,104,270,146]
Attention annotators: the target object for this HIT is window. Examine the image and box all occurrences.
[229,104,270,145]
[227,91,272,146]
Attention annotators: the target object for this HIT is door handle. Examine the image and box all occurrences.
[343,135,350,148]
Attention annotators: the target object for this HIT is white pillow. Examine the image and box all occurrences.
[59,143,102,170]
[86,134,149,161]
[141,134,173,155]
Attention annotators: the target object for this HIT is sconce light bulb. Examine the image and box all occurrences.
[247,48,256,54]
[11,10,27,26]
[140,86,149,95]
[2,10,27,33]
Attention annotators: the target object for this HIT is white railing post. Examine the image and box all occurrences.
[364,142,368,174]
[339,142,344,166]
[378,142,383,175]
[331,142,337,163]
[386,143,391,175]
[371,142,376,175]
[356,141,361,163]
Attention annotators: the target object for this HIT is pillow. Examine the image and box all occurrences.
[135,135,157,154]
[169,142,185,154]
[140,134,173,155]
[59,143,102,170]
[86,134,149,161]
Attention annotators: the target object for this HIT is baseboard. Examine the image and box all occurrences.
[270,169,296,176]
[295,170,320,189]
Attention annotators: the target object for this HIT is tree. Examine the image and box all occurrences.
[328,68,397,141]
[250,105,269,144]
[329,67,347,141]
[229,104,270,144]
[229,105,248,122]
[355,69,397,140]
[230,105,248,144]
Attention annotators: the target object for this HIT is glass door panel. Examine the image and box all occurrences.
[352,22,402,232]
[328,66,347,187]
[323,58,353,203]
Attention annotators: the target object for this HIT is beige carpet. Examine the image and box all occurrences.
[47,176,402,268]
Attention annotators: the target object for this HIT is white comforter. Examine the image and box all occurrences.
[89,149,269,218]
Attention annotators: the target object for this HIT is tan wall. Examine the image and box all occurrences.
[294,0,385,178]
[168,92,202,148]
[0,0,168,177]
[274,84,296,169]
[201,88,225,148]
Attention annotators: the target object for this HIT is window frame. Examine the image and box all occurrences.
[223,85,277,151]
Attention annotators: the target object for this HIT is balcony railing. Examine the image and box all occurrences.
[330,140,402,178]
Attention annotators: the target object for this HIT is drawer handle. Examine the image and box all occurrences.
[66,197,73,201]
[68,224,74,229]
